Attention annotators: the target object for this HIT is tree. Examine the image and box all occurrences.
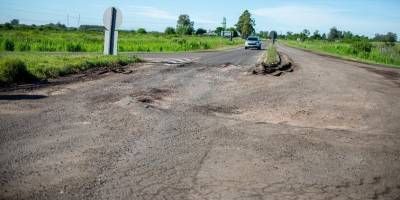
[137,28,147,34]
[235,10,255,39]
[259,31,269,39]
[10,19,19,26]
[215,27,224,36]
[195,28,207,35]
[165,27,176,34]
[328,27,342,41]
[176,14,194,35]
[286,31,295,40]
[342,31,353,40]
[302,29,310,38]
[374,32,397,45]
[386,32,397,43]
[311,30,321,40]
[4,23,13,30]
[227,27,239,37]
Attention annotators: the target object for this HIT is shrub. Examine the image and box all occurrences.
[4,39,15,51]
[0,58,34,83]
[137,28,147,34]
[195,28,207,35]
[351,40,372,54]
[165,27,176,35]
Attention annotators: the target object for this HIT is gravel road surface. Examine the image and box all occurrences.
[1,44,400,200]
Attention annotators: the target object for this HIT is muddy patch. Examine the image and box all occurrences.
[360,67,400,86]
[131,88,173,106]
[192,104,240,115]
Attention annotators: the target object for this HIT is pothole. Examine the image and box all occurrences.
[192,104,241,115]
[131,88,174,108]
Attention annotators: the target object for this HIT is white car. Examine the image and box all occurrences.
[245,36,262,50]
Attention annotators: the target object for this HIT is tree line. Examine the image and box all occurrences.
[1,10,397,44]
[270,27,397,45]
[0,10,257,39]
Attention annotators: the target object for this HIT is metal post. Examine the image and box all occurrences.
[108,7,117,55]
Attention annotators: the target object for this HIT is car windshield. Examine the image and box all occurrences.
[247,37,258,41]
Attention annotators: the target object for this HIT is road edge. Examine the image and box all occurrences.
[278,41,400,70]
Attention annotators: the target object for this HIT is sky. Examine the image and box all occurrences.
[0,0,399,37]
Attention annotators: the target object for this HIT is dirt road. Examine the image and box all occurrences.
[1,44,400,200]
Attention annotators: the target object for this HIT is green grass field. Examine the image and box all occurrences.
[281,40,400,67]
[0,52,140,84]
[0,29,243,52]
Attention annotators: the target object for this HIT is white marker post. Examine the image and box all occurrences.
[103,7,122,55]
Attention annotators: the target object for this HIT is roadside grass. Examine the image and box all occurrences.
[0,29,243,52]
[281,40,400,67]
[264,44,279,65]
[0,52,140,84]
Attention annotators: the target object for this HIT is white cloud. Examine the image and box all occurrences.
[124,6,217,26]
[193,18,218,25]
[127,6,177,20]
[252,5,399,36]
[253,5,342,29]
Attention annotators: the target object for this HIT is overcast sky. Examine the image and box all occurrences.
[0,0,399,37]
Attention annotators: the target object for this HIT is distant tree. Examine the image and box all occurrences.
[227,27,239,37]
[165,27,176,34]
[176,14,194,35]
[235,10,255,39]
[4,23,13,30]
[311,30,321,40]
[328,27,342,41]
[286,31,295,40]
[137,28,147,34]
[56,22,66,29]
[374,32,397,45]
[195,28,207,35]
[386,32,398,42]
[215,27,224,36]
[10,19,19,25]
[341,31,355,42]
[259,31,269,39]
[321,33,327,40]
[302,29,310,37]
[79,25,104,31]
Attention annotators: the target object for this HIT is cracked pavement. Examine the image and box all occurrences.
[1,44,400,200]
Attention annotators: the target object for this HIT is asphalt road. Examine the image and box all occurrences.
[1,44,400,200]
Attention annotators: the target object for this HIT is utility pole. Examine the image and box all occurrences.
[77,14,80,27]
[67,14,69,27]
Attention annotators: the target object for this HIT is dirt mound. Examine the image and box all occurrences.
[253,52,294,76]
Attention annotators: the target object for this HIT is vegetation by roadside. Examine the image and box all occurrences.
[0,52,140,85]
[281,40,400,67]
[264,44,279,65]
[0,29,243,53]
[274,27,400,67]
